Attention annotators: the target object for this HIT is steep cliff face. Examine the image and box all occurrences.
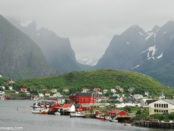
[0,15,58,80]
[11,20,82,73]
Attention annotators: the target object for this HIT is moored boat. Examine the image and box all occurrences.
[70,112,86,118]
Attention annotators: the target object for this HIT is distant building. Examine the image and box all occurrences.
[145,92,149,96]
[149,99,174,115]
[51,89,57,93]
[119,88,124,92]
[82,88,90,93]
[0,74,3,78]
[93,88,101,92]
[0,91,5,95]
[0,86,6,90]
[128,87,135,93]
[7,80,15,84]
[45,92,50,96]
[15,91,19,94]
[63,88,70,93]
[39,93,44,98]
[69,92,96,104]
[103,89,108,94]
[133,94,143,100]
[9,86,13,90]
[115,86,121,89]
[20,88,27,92]
[111,88,116,93]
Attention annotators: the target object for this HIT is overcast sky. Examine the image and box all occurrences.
[0,0,174,65]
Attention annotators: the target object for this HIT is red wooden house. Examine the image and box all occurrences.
[69,92,96,104]
[109,110,128,118]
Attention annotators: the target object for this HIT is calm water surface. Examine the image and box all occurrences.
[0,100,169,131]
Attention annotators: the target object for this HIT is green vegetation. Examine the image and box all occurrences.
[150,113,174,122]
[13,69,170,96]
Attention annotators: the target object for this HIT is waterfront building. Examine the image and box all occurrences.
[69,92,96,104]
[149,99,174,115]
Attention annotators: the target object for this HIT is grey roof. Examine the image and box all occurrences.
[78,92,92,96]
[163,99,174,105]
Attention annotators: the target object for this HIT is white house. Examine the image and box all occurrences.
[63,88,70,93]
[103,89,108,94]
[45,92,50,97]
[62,104,75,113]
[0,86,5,90]
[115,103,141,108]
[82,88,90,93]
[39,93,44,98]
[133,94,143,100]
[111,88,116,93]
[51,89,57,93]
[0,91,5,95]
[9,86,13,90]
[20,88,27,92]
[145,92,149,97]
[149,99,174,115]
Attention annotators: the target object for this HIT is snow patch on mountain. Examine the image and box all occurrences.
[145,32,154,40]
[147,45,156,60]
[157,53,163,59]
[139,32,145,36]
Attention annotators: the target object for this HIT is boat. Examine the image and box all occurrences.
[96,114,105,120]
[70,112,86,118]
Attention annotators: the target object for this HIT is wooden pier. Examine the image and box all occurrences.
[133,120,174,129]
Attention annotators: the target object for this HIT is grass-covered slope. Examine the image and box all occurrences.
[14,69,170,96]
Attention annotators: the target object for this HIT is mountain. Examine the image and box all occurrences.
[15,69,168,96]
[10,20,85,73]
[136,21,174,86]
[96,21,174,86]
[96,25,147,70]
[0,15,58,80]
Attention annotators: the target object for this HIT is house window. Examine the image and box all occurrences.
[166,104,168,108]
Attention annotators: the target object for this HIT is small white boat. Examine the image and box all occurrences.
[54,112,61,115]
[70,112,86,118]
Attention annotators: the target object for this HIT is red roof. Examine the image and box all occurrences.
[45,92,50,94]
[110,110,128,116]
[62,104,72,109]
[93,88,101,90]
[110,110,120,113]
[51,104,61,110]
[20,88,27,90]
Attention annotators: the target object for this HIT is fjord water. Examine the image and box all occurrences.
[0,100,167,131]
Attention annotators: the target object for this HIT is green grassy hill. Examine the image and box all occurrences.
[14,69,172,96]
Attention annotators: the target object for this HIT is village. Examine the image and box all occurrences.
[1,79,174,129]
